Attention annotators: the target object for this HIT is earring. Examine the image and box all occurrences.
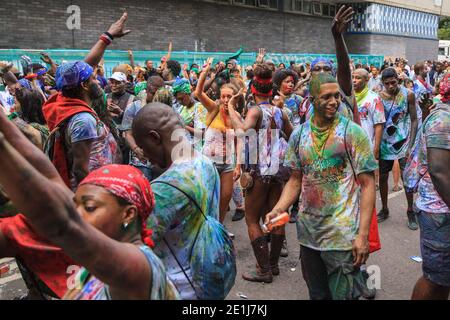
[123,222,129,229]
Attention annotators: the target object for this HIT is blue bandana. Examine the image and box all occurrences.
[55,61,93,90]
[311,57,333,70]
[18,78,32,90]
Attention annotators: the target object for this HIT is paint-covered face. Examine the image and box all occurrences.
[314,83,341,121]
[312,62,333,76]
[382,77,399,95]
[281,76,295,95]
[74,184,133,240]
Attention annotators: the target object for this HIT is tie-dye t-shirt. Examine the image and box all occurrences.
[148,155,220,299]
[284,94,304,127]
[63,245,180,300]
[415,104,450,214]
[65,112,118,190]
[379,86,412,160]
[284,115,378,251]
[357,90,386,147]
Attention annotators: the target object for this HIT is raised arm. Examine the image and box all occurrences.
[128,50,135,69]
[85,12,131,67]
[0,118,152,299]
[407,91,418,152]
[40,52,58,76]
[194,58,218,112]
[332,5,354,97]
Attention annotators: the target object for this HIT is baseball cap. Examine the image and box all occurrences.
[109,72,127,82]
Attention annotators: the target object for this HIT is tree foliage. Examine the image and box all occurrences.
[439,17,450,40]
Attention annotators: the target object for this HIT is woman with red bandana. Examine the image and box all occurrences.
[227,63,293,283]
[0,109,179,300]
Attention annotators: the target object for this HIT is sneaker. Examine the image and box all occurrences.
[361,270,377,300]
[232,209,245,222]
[407,211,418,231]
[280,239,289,257]
[377,209,389,223]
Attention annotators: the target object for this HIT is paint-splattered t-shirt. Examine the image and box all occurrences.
[379,87,412,160]
[284,94,304,127]
[357,90,386,147]
[284,115,378,251]
[415,104,450,214]
[148,155,220,299]
[65,112,117,190]
[63,245,180,300]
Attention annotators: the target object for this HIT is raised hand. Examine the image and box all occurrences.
[202,57,214,74]
[256,48,266,63]
[107,12,131,38]
[332,5,354,37]
[40,52,53,65]
[228,88,245,110]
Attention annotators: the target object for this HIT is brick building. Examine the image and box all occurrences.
[0,0,449,62]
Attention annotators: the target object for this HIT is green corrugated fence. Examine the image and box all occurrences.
[0,49,384,77]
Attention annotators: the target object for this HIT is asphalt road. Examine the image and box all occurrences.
[0,182,423,300]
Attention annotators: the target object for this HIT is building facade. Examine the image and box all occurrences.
[0,0,448,62]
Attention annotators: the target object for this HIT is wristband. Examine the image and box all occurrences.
[104,31,114,40]
[99,35,112,46]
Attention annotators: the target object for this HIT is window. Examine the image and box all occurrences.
[312,2,322,15]
[329,4,336,17]
[322,3,329,16]
[258,0,278,8]
[233,0,256,6]
[292,0,302,12]
[303,1,311,14]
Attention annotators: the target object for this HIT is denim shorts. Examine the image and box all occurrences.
[417,211,450,287]
[214,162,235,174]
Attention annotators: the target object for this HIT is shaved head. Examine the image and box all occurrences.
[354,68,369,81]
[352,68,370,93]
[147,76,164,89]
[132,103,185,169]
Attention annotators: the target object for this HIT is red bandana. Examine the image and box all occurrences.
[79,165,156,248]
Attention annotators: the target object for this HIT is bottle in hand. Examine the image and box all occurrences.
[262,212,289,233]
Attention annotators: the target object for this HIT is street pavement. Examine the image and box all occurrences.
[0,181,423,300]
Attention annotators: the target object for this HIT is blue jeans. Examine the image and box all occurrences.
[417,211,450,287]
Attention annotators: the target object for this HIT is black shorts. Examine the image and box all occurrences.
[379,158,407,175]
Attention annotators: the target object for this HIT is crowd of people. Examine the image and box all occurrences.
[0,6,448,300]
